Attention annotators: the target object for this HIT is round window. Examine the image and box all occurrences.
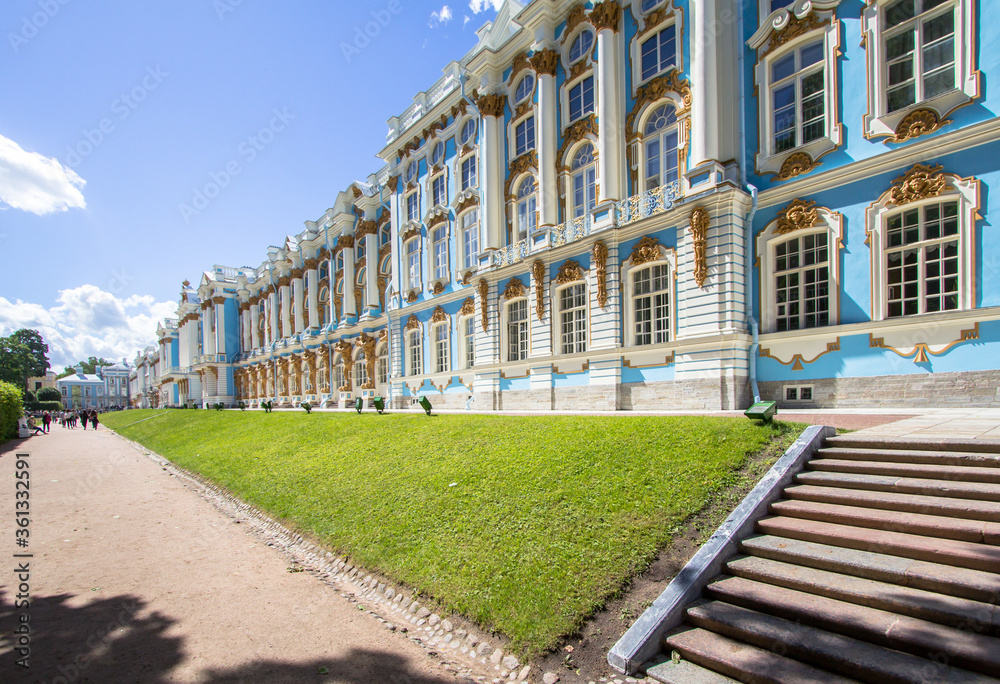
[569,30,594,64]
[459,118,477,145]
[514,74,535,104]
[431,141,445,166]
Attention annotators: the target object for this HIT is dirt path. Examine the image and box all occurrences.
[0,426,476,684]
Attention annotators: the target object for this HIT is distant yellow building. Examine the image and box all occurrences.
[26,370,57,394]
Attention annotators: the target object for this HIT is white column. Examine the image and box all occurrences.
[478,93,505,251]
[343,244,357,319]
[213,300,224,357]
[536,56,558,227]
[242,303,252,352]
[365,230,379,314]
[269,290,279,343]
[201,308,212,357]
[250,301,261,349]
[280,280,292,338]
[306,266,320,329]
[292,273,304,334]
[690,0,718,167]
[595,14,622,202]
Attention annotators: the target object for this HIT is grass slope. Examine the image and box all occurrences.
[104,409,795,657]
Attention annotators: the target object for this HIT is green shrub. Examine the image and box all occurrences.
[24,390,36,403]
[25,401,63,412]
[37,387,62,402]
[0,380,24,440]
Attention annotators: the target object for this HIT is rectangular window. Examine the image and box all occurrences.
[886,201,959,316]
[572,166,597,218]
[354,361,367,389]
[406,239,420,290]
[771,40,825,154]
[774,233,830,331]
[461,210,479,270]
[568,77,595,122]
[515,117,535,157]
[434,324,450,373]
[464,316,475,369]
[559,284,588,355]
[432,226,448,281]
[640,25,676,81]
[461,156,477,190]
[408,331,422,375]
[507,299,528,361]
[432,175,446,207]
[885,0,955,113]
[407,192,419,222]
[633,264,671,345]
[378,357,388,385]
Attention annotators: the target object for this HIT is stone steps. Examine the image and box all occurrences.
[640,435,1000,684]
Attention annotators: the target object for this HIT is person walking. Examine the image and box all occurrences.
[81,410,88,430]
[90,411,99,431]
[42,410,51,433]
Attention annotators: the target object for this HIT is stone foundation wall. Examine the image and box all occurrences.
[620,377,750,411]
[758,370,1000,408]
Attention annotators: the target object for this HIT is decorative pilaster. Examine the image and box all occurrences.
[363,220,379,317]
[341,236,357,321]
[594,1,623,202]
[292,272,304,334]
[305,267,319,330]
[476,91,506,252]
[533,49,559,227]
[279,279,292,340]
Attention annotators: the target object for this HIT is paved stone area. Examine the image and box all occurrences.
[851,407,1000,440]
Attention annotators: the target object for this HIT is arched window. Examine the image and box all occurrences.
[515,177,537,241]
[514,74,535,104]
[643,105,680,190]
[318,288,329,328]
[571,144,597,219]
[407,329,423,376]
[431,141,445,166]
[569,30,594,63]
[405,161,417,183]
[376,342,389,386]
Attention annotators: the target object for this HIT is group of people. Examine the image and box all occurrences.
[26,409,100,435]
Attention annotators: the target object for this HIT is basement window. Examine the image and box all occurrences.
[783,385,814,402]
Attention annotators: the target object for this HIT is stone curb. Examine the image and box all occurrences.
[111,430,605,684]
[607,424,836,675]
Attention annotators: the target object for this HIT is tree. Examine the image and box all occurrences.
[58,356,115,377]
[37,386,62,402]
[0,329,50,391]
[10,329,49,378]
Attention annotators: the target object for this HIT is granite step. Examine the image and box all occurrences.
[684,599,996,684]
[755,515,1000,572]
[740,534,1000,603]
[814,447,1000,468]
[823,436,1000,455]
[704,576,1000,677]
[782,484,1000,522]
[724,554,1000,635]
[644,656,741,684]
[808,459,1000,484]
[795,470,1000,502]
[662,625,858,684]
[769,499,1000,544]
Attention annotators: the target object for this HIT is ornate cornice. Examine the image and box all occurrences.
[303,258,319,269]
[402,226,421,242]
[336,235,355,250]
[589,0,621,32]
[289,268,303,278]
[503,277,526,300]
[888,164,947,206]
[592,240,608,308]
[504,150,539,199]
[459,297,475,316]
[638,6,670,38]
[478,280,489,332]
[630,236,661,266]
[775,199,820,235]
[890,108,951,144]
[557,114,598,168]
[764,13,827,58]
[532,260,545,321]
[474,90,506,118]
[776,151,820,181]
[563,5,590,37]
[626,72,692,140]
[428,213,449,229]
[212,295,226,305]
[509,50,533,84]
[530,48,559,77]
[457,194,479,215]
[277,276,291,287]
[689,206,709,289]
[555,260,584,285]
[356,220,377,239]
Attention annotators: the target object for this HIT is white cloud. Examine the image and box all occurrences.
[463,14,471,27]
[0,285,175,370]
[430,5,453,26]
[0,134,86,215]
[468,0,503,13]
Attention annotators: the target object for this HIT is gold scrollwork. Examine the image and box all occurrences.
[760,340,841,371]
[459,297,475,316]
[532,261,546,321]
[775,199,819,235]
[405,315,421,331]
[689,206,709,289]
[557,114,598,169]
[555,260,584,285]
[478,280,489,332]
[530,48,559,76]
[626,72,692,141]
[504,150,539,199]
[764,13,827,57]
[870,324,979,364]
[589,0,621,32]
[888,163,947,206]
[430,306,449,324]
[630,236,661,266]
[503,277,526,300]
[776,151,820,181]
[593,240,608,308]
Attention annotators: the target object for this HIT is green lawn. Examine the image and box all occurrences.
[103,409,798,657]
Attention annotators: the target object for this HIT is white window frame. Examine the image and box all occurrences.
[866,171,978,321]
[430,141,445,167]
[555,281,589,355]
[512,176,537,242]
[757,205,843,334]
[861,0,978,140]
[513,115,536,158]
[567,75,595,124]
[513,73,535,106]
[639,24,678,83]
[636,100,684,193]
[461,155,477,191]
[355,358,368,389]
[782,384,815,403]
[504,298,530,362]
[752,16,841,178]
[459,117,477,147]
[433,322,450,374]
[407,328,423,376]
[628,261,673,346]
[460,315,476,369]
[460,209,480,271]
[569,143,597,219]
[432,173,447,208]
[431,223,449,283]
[406,190,420,222]
[404,237,422,293]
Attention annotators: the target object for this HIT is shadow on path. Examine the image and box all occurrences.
[0,590,459,684]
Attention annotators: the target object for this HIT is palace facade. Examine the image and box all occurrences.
[133,0,1000,411]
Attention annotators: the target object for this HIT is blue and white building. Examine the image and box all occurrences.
[141,0,999,410]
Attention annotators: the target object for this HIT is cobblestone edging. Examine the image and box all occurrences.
[112,430,654,684]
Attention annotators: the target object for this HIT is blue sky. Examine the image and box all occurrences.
[0,0,505,369]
